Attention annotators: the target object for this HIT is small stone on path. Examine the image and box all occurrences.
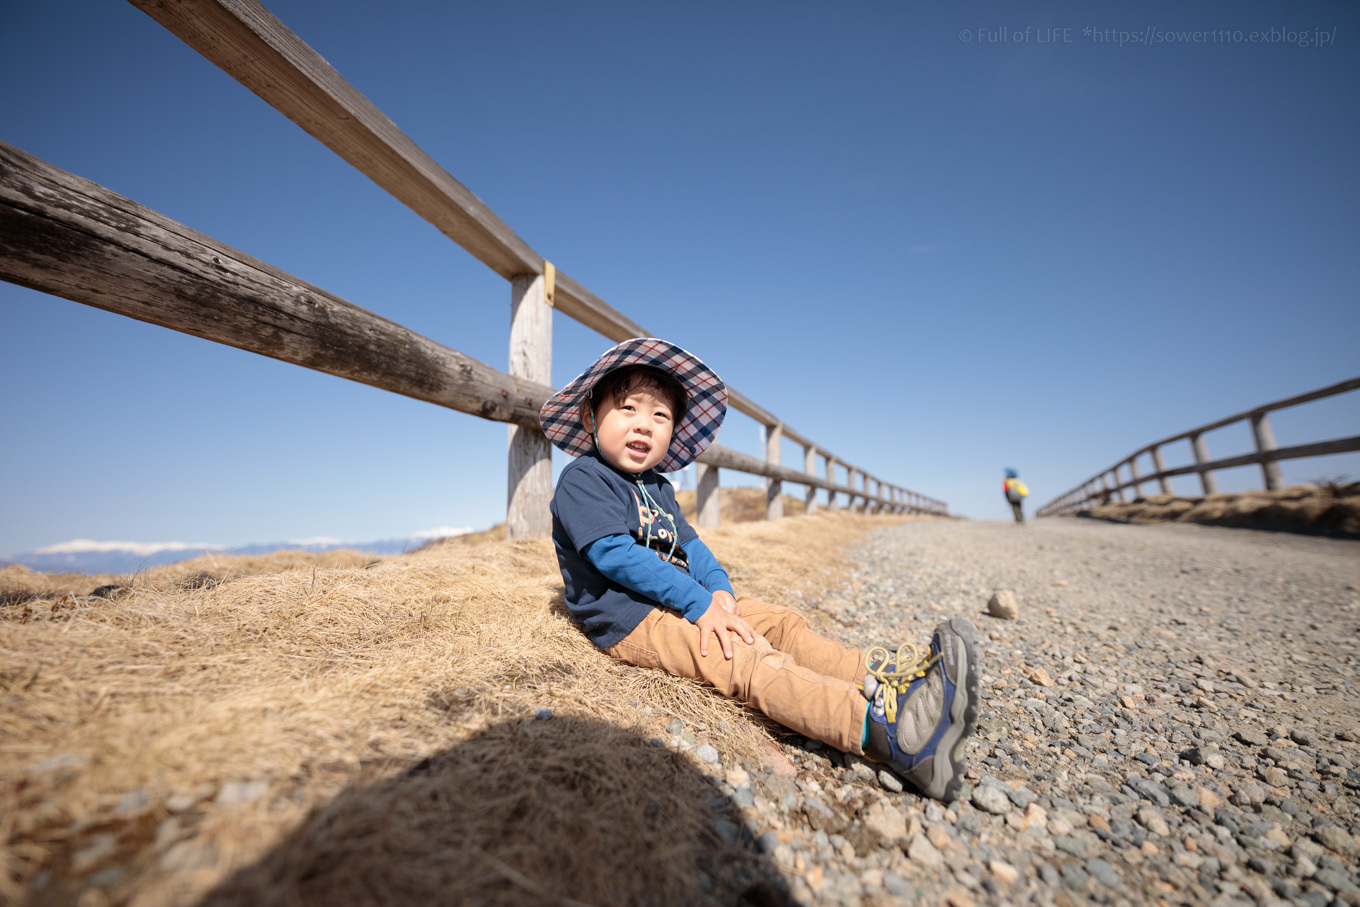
[972,784,1011,815]
[1313,825,1356,856]
[1136,806,1170,837]
[907,833,944,867]
[989,860,1019,885]
[987,590,1019,620]
[862,802,907,843]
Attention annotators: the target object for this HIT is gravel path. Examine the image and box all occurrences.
[672,518,1360,906]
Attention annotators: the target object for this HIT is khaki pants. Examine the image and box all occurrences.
[604,597,868,753]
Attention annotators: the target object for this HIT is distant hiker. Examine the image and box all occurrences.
[1004,469,1029,524]
[541,338,979,801]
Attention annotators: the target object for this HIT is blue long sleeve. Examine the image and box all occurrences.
[681,537,734,596]
[584,534,713,622]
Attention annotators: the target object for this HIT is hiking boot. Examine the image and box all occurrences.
[863,617,980,801]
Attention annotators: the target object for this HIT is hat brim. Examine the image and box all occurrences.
[539,338,727,472]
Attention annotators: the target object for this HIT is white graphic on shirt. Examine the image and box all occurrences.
[629,488,687,568]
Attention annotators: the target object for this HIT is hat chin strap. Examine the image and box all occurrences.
[587,406,607,463]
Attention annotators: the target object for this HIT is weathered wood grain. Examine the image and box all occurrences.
[1190,433,1218,495]
[1151,445,1173,495]
[0,141,551,428]
[765,423,783,520]
[697,446,903,508]
[1140,376,1360,451]
[125,3,825,439]
[124,0,941,514]
[507,274,553,537]
[696,463,720,529]
[1251,413,1283,491]
[0,136,945,517]
[803,446,819,514]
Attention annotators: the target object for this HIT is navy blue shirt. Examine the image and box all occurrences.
[551,452,699,648]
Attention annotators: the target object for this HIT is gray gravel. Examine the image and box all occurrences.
[671,518,1360,906]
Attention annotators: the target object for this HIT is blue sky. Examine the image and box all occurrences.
[3,0,1358,557]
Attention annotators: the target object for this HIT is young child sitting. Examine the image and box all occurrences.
[540,338,979,801]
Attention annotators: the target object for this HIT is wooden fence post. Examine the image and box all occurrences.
[1250,412,1284,491]
[1190,432,1219,494]
[803,445,818,514]
[1129,457,1144,499]
[765,422,783,520]
[696,462,721,528]
[1151,445,1173,495]
[848,468,860,512]
[825,458,838,511]
[507,273,552,538]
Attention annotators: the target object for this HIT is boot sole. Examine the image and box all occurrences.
[927,617,980,802]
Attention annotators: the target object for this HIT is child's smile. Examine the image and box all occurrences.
[586,389,675,473]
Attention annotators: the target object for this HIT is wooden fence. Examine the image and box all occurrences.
[1036,376,1360,518]
[0,0,947,538]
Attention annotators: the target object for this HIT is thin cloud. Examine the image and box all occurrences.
[34,539,222,556]
[409,526,473,541]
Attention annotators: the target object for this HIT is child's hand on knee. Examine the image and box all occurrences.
[714,590,741,617]
[695,601,755,660]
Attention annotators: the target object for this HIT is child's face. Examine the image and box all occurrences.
[584,387,675,474]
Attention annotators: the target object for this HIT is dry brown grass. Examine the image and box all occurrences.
[0,549,381,610]
[1,511,920,906]
[673,486,807,524]
[1079,482,1360,536]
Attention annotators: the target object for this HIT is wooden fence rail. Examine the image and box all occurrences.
[0,138,946,529]
[2,0,949,533]
[1036,376,1360,518]
[109,0,946,535]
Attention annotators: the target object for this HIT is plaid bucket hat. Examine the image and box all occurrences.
[539,338,727,473]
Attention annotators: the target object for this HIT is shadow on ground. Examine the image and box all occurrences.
[199,715,788,907]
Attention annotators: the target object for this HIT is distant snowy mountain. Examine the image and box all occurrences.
[1,527,472,575]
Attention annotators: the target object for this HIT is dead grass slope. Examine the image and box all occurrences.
[1,511,920,907]
[0,549,381,610]
[673,486,807,524]
[1076,482,1360,537]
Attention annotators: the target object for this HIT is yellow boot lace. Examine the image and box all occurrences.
[864,642,940,724]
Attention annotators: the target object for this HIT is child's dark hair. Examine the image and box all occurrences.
[591,365,687,420]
